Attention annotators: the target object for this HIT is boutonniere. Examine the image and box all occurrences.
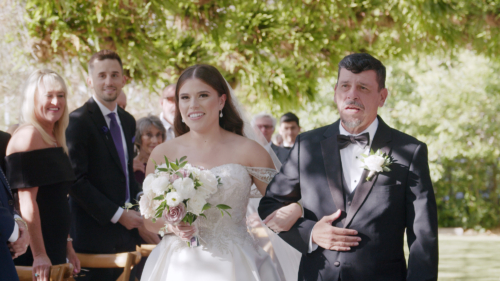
[361,150,393,181]
[131,136,135,144]
[101,126,109,134]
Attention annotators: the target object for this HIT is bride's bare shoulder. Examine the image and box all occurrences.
[227,133,273,168]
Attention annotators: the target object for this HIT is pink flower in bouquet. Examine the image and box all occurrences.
[169,173,180,183]
[163,203,187,225]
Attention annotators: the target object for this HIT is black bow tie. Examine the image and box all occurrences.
[337,133,370,149]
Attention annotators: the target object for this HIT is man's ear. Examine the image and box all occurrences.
[379,88,388,107]
[86,76,93,88]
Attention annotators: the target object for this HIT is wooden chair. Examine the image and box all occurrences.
[76,251,141,281]
[16,263,74,281]
[136,244,156,258]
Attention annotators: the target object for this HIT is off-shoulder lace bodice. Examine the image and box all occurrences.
[165,164,277,253]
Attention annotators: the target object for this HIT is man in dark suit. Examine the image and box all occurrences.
[279,112,301,149]
[259,53,438,281]
[0,165,29,281]
[0,130,11,172]
[66,50,149,280]
[252,112,290,164]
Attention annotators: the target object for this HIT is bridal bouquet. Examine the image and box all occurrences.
[139,156,231,246]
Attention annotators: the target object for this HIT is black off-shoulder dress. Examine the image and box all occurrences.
[6,147,75,266]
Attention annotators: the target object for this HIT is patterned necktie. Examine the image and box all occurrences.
[107,112,130,201]
[337,132,370,149]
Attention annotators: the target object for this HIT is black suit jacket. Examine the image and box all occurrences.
[271,143,291,165]
[0,169,19,281]
[66,98,141,253]
[0,131,11,172]
[259,117,438,281]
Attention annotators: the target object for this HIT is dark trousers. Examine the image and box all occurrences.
[74,231,137,281]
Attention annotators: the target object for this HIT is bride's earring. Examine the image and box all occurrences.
[182,119,185,123]
[219,110,223,118]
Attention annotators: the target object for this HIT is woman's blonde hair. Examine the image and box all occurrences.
[19,69,70,153]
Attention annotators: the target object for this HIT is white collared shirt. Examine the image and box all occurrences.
[159,112,175,141]
[339,118,379,193]
[93,96,130,223]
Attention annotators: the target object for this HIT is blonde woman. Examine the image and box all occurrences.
[6,69,80,280]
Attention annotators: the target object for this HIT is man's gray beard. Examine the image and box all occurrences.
[341,118,362,129]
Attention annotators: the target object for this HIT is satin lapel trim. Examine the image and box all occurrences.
[320,128,346,219]
[88,101,125,176]
[344,117,393,228]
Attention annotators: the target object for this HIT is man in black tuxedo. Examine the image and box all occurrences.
[0,162,29,281]
[259,53,438,281]
[66,50,149,280]
[252,112,290,164]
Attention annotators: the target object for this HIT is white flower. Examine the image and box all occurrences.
[151,176,170,195]
[139,191,156,219]
[363,155,386,172]
[173,178,196,199]
[188,166,202,178]
[166,192,182,207]
[142,174,155,193]
[187,194,207,215]
[198,170,218,195]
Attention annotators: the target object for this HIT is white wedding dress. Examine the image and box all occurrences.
[141,163,281,281]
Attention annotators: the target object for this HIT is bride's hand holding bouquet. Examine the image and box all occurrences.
[139,156,231,247]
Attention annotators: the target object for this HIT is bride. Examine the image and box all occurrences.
[141,64,302,281]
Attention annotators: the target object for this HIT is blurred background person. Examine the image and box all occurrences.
[133,115,166,187]
[279,112,301,149]
[159,84,176,141]
[116,90,127,110]
[273,134,283,147]
[5,69,80,279]
[252,112,290,164]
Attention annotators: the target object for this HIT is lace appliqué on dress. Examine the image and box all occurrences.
[246,167,278,198]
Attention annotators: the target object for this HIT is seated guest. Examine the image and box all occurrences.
[6,69,80,279]
[278,112,301,149]
[252,112,290,164]
[133,115,166,186]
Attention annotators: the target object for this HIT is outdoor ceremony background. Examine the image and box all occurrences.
[1,2,500,278]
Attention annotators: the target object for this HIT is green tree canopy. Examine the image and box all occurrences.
[24,0,500,110]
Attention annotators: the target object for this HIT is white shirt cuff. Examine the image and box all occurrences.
[111,207,124,224]
[8,217,20,243]
[308,231,319,253]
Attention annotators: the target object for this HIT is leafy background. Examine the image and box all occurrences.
[2,0,500,229]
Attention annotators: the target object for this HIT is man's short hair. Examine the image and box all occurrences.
[338,53,386,90]
[88,50,123,74]
[251,112,277,127]
[280,112,299,127]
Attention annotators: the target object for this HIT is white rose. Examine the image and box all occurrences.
[187,195,207,215]
[364,155,385,172]
[198,170,218,195]
[142,174,155,193]
[189,166,201,178]
[151,176,170,196]
[166,192,182,207]
[173,178,196,199]
[139,191,156,219]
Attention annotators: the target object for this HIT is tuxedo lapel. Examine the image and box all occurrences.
[87,98,125,175]
[320,121,346,223]
[344,117,393,228]
[0,169,12,198]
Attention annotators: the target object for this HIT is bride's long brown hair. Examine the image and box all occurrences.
[173,64,244,137]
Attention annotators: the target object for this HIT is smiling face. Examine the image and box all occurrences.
[254,116,275,143]
[35,82,66,127]
[334,68,388,134]
[140,125,164,156]
[87,59,126,108]
[178,78,226,133]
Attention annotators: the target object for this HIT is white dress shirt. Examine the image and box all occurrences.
[159,112,175,141]
[308,118,379,253]
[8,215,21,242]
[93,96,129,223]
